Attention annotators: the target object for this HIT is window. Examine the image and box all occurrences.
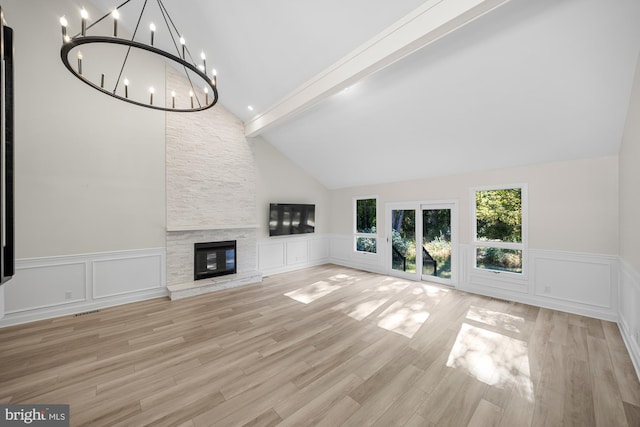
[473,186,526,274]
[354,197,377,254]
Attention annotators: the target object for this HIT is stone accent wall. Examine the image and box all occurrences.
[165,68,257,230]
[165,67,258,286]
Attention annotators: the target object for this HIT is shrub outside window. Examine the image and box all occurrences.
[473,186,526,274]
[355,197,377,254]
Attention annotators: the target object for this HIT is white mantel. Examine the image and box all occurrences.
[166,224,259,232]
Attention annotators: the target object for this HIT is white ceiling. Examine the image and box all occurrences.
[91,0,640,189]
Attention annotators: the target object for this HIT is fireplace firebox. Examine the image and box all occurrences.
[194,241,237,280]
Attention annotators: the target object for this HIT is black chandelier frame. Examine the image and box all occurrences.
[59,0,218,112]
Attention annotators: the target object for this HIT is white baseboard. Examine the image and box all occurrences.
[0,248,166,328]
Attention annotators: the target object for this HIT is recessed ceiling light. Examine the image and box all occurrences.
[247,105,254,111]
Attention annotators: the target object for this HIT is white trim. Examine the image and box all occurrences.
[0,248,167,328]
[619,259,640,381]
[353,196,379,255]
[167,224,259,232]
[421,200,459,287]
[92,251,165,299]
[470,184,529,279]
[258,234,330,276]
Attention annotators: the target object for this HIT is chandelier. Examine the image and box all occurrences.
[59,0,218,112]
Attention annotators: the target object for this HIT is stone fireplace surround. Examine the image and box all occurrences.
[165,67,262,300]
[166,227,262,300]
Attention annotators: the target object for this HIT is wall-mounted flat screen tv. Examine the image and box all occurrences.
[269,203,315,237]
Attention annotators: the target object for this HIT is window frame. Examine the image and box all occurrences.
[471,184,528,278]
[354,196,378,255]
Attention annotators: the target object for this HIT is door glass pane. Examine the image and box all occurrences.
[391,209,416,274]
[423,209,452,279]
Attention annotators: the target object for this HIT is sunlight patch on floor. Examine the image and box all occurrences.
[345,298,391,321]
[365,280,409,294]
[446,323,534,401]
[411,283,450,303]
[466,306,525,334]
[284,280,342,304]
[377,301,430,338]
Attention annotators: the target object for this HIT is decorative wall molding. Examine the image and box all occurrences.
[619,260,640,379]
[258,234,330,276]
[328,234,386,275]
[0,248,166,327]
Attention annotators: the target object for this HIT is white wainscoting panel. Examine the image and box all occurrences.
[257,241,286,272]
[309,237,330,262]
[286,240,309,265]
[619,260,640,379]
[5,260,87,313]
[0,248,167,327]
[258,234,329,276]
[93,252,164,299]
[533,254,613,308]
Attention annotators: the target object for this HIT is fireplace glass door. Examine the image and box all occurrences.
[194,241,237,280]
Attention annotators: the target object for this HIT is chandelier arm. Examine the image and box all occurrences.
[82,0,135,36]
[156,0,182,61]
[156,0,200,108]
[113,0,149,93]
[61,36,218,112]
[157,0,186,51]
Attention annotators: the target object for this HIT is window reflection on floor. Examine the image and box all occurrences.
[283,273,356,304]
[377,301,430,338]
[284,273,452,338]
[466,305,525,334]
[446,322,534,401]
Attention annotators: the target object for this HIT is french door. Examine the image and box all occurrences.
[388,201,457,286]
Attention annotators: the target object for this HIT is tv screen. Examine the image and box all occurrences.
[269,203,315,237]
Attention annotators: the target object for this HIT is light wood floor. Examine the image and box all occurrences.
[1,264,639,426]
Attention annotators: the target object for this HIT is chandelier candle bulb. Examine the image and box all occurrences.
[80,8,88,36]
[204,87,209,104]
[60,16,68,42]
[149,87,154,105]
[77,52,83,75]
[189,90,194,108]
[171,91,176,108]
[112,9,120,37]
[149,23,156,45]
[201,51,206,72]
[180,36,186,58]
[124,78,129,98]
[211,69,217,86]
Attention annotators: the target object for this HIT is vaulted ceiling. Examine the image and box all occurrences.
[91,0,640,189]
